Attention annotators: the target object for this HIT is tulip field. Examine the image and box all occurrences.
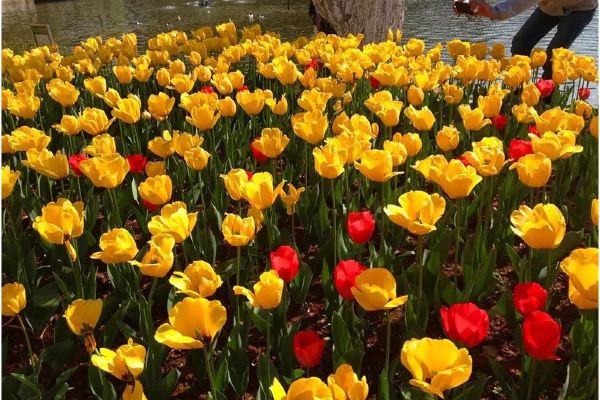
[1,22,599,399]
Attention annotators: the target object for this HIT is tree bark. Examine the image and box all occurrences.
[312,0,405,44]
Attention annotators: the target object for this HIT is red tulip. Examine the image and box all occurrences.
[492,114,508,131]
[305,59,319,71]
[346,211,376,244]
[522,311,561,361]
[126,154,148,174]
[369,76,380,90]
[333,260,367,300]
[143,199,160,212]
[440,303,489,348]
[457,155,470,166]
[293,330,325,368]
[528,125,540,137]
[68,154,87,177]
[270,245,300,283]
[536,78,555,98]
[513,282,547,316]
[508,139,533,160]
[237,85,249,92]
[200,85,215,93]
[250,143,269,164]
[578,87,590,100]
[245,170,254,180]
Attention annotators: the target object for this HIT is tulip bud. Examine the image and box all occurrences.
[346,211,376,245]
[440,303,489,348]
[522,311,560,360]
[513,282,547,316]
[293,330,325,368]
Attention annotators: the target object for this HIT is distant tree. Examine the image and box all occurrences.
[311,0,405,43]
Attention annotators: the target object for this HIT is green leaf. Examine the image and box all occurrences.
[44,366,78,400]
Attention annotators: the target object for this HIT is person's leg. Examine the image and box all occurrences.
[542,8,597,78]
[511,8,561,56]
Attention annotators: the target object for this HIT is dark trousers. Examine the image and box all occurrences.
[511,7,596,78]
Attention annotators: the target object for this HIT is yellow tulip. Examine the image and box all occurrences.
[396,132,422,157]
[265,94,288,115]
[458,104,491,131]
[90,228,138,264]
[351,268,408,311]
[532,130,583,161]
[9,126,50,151]
[186,105,220,131]
[91,338,146,381]
[292,110,328,145]
[531,48,547,68]
[463,144,506,177]
[447,39,471,58]
[211,72,235,95]
[46,78,80,107]
[279,183,305,215]
[511,103,538,124]
[148,131,176,158]
[404,105,435,131]
[2,283,26,316]
[298,88,333,113]
[84,134,117,156]
[405,38,425,57]
[220,169,249,201]
[7,94,40,119]
[436,125,460,152]
[168,73,195,94]
[79,107,113,136]
[327,364,369,400]
[273,56,300,85]
[575,100,593,119]
[521,82,541,106]
[113,65,134,84]
[242,172,285,210]
[122,380,147,400]
[436,159,482,199]
[84,76,107,97]
[2,165,20,199]
[470,42,488,59]
[590,116,598,138]
[79,153,130,188]
[510,203,566,249]
[385,191,446,236]
[383,139,408,166]
[364,90,393,113]
[22,148,69,180]
[169,260,223,298]
[491,43,505,60]
[130,233,175,277]
[112,94,141,124]
[407,85,425,106]
[148,201,198,243]
[271,377,333,400]
[53,115,81,136]
[560,248,598,309]
[443,83,464,105]
[477,95,503,118]
[401,338,472,398]
[221,213,255,246]
[32,198,84,260]
[313,143,346,179]
[236,88,270,115]
[184,147,211,171]
[412,155,448,183]
[155,297,226,349]
[2,89,13,111]
[509,153,551,188]
[455,56,480,83]
[147,92,175,121]
[536,107,585,134]
[376,100,404,127]
[354,149,401,182]
[138,175,172,206]
[64,298,102,352]
[234,270,284,310]
[592,199,598,226]
[217,96,237,117]
[252,128,290,158]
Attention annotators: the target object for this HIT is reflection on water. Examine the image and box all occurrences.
[2,0,598,58]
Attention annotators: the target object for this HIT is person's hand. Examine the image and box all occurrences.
[469,0,494,18]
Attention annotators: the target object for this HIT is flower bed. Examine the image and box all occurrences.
[1,21,598,400]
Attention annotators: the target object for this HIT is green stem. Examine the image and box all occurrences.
[202,346,217,400]
[526,359,537,400]
[266,311,272,389]
[17,314,35,366]
[148,277,158,306]
[331,180,337,266]
[416,235,424,313]
[235,246,241,322]
[66,241,85,299]
[454,200,461,269]
[384,310,391,379]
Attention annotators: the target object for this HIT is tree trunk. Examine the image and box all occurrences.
[312,0,405,44]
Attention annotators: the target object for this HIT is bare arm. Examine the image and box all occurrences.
[471,0,538,20]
